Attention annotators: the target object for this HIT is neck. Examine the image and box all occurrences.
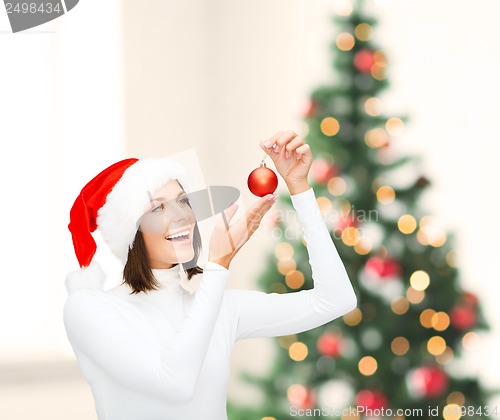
[150,263,182,290]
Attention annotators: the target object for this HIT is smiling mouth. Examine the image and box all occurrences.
[165,229,192,244]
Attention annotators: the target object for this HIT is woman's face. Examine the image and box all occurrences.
[140,179,196,269]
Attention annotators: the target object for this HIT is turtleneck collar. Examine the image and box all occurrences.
[151,263,182,290]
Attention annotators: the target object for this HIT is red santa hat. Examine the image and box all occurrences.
[65,157,195,293]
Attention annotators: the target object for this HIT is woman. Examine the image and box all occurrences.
[63,130,357,420]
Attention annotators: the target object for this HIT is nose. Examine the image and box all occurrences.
[167,201,193,225]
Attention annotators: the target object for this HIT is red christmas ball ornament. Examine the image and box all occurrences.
[354,49,375,73]
[317,333,344,358]
[365,256,401,279]
[303,99,317,117]
[355,389,388,410]
[450,305,477,330]
[462,291,479,307]
[288,384,316,410]
[409,366,449,398]
[311,158,338,184]
[333,211,359,235]
[247,162,278,197]
[300,388,316,409]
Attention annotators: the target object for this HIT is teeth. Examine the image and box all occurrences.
[165,230,189,240]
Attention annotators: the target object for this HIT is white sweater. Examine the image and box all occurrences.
[63,187,357,420]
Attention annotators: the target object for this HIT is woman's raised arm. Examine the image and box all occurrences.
[229,186,357,341]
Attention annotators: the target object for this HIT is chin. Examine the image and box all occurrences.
[177,248,196,263]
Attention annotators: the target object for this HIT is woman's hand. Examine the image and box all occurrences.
[208,194,279,269]
[259,130,313,195]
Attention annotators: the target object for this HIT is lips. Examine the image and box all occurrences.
[165,228,192,245]
[165,229,190,240]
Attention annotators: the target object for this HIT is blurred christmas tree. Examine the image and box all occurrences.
[228,1,498,419]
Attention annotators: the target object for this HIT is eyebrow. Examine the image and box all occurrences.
[150,191,186,203]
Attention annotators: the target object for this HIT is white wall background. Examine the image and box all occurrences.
[0,0,499,418]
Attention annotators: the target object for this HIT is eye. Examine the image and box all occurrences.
[151,203,164,213]
[179,197,190,205]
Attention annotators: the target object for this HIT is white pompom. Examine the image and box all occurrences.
[65,261,105,294]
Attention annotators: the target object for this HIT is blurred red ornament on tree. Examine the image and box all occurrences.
[461,291,479,307]
[303,99,317,117]
[317,333,344,358]
[333,211,359,235]
[354,49,375,73]
[288,385,316,410]
[365,256,401,279]
[409,366,449,398]
[311,158,338,184]
[450,305,477,330]
[355,389,388,410]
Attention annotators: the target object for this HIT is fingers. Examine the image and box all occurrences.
[261,131,284,149]
[209,194,277,263]
[284,136,305,159]
[260,131,284,160]
[273,130,297,153]
[295,143,312,161]
[222,202,239,224]
[260,130,306,159]
[246,193,278,235]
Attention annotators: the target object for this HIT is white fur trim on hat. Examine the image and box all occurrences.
[96,157,195,264]
[65,260,105,294]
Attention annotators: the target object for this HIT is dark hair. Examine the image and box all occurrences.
[122,180,203,294]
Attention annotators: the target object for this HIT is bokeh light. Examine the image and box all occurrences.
[286,270,305,289]
[427,335,447,356]
[287,384,308,405]
[336,32,355,51]
[406,286,425,304]
[447,391,465,406]
[354,237,373,255]
[343,308,363,326]
[269,282,287,294]
[443,404,462,420]
[431,311,450,331]
[391,296,410,315]
[418,215,447,247]
[358,356,378,375]
[328,176,347,196]
[462,331,480,351]
[355,23,372,41]
[436,346,454,365]
[446,250,458,267]
[317,196,333,214]
[420,309,436,328]
[410,270,430,291]
[275,242,294,260]
[391,336,409,355]
[376,185,395,204]
[341,227,360,246]
[289,342,309,361]
[277,258,296,275]
[364,127,388,148]
[321,117,340,136]
[333,0,353,16]
[364,97,383,116]
[397,214,417,234]
[386,117,405,136]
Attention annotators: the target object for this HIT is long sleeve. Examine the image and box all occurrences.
[231,187,357,341]
[63,262,229,402]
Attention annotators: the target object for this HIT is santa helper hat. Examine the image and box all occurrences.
[66,157,195,294]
